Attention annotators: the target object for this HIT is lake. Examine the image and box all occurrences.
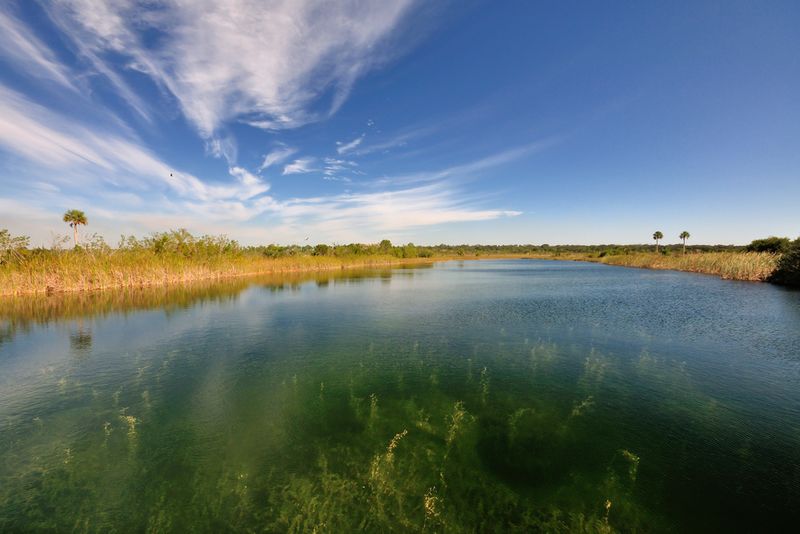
[1,260,799,532]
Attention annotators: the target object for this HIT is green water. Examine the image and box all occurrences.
[1,260,799,532]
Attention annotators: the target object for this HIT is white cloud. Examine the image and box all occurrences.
[0,85,269,212]
[282,157,317,175]
[336,134,365,154]
[259,145,297,172]
[374,139,561,186]
[269,182,521,242]
[322,157,357,181]
[205,134,238,165]
[32,182,61,193]
[228,166,270,199]
[44,0,419,136]
[350,125,438,156]
[0,10,76,90]
[0,83,523,242]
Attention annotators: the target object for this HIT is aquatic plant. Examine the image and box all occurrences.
[5,307,790,532]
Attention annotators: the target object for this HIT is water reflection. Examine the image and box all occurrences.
[0,265,431,342]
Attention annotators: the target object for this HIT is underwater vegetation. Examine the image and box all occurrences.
[1,262,798,532]
[4,332,794,533]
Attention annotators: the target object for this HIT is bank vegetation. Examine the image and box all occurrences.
[1,228,798,296]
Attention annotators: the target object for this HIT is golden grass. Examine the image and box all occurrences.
[592,252,778,281]
[0,248,780,297]
[0,268,419,329]
[0,251,444,296]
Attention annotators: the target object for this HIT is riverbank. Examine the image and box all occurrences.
[567,251,779,282]
[0,253,457,296]
[2,250,779,297]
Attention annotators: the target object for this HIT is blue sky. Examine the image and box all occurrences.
[0,1,797,246]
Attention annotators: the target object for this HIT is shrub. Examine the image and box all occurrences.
[401,243,418,258]
[746,236,790,254]
[0,229,29,264]
[770,238,800,287]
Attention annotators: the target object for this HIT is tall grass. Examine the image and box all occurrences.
[0,250,782,295]
[0,228,537,296]
[0,248,445,296]
[595,252,778,281]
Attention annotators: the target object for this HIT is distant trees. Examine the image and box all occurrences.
[746,236,790,254]
[652,231,663,253]
[63,210,88,247]
[679,231,690,254]
[400,243,418,259]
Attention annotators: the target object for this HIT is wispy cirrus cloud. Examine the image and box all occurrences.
[41,0,419,136]
[322,157,357,182]
[0,82,524,243]
[350,125,438,156]
[259,145,298,172]
[205,134,238,165]
[0,1,531,245]
[0,10,76,90]
[336,134,365,154]
[282,157,317,175]
[373,138,562,187]
[268,182,521,242]
[0,85,268,207]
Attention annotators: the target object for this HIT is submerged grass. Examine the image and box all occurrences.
[2,274,797,531]
[1,337,654,532]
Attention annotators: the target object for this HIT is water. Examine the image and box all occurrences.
[1,260,799,532]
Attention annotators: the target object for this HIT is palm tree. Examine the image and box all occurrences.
[63,209,88,247]
[679,231,690,254]
[653,231,663,253]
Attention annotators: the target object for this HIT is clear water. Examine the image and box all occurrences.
[1,260,799,532]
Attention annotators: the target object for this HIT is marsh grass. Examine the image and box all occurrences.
[595,251,778,281]
[0,244,782,296]
[0,248,444,296]
[520,250,779,281]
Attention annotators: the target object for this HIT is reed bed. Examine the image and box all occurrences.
[0,250,443,296]
[0,267,409,326]
[595,252,779,281]
[0,245,783,297]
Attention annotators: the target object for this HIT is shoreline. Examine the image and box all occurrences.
[577,251,777,282]
[1,251,779,298]
[0,254,528,298]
